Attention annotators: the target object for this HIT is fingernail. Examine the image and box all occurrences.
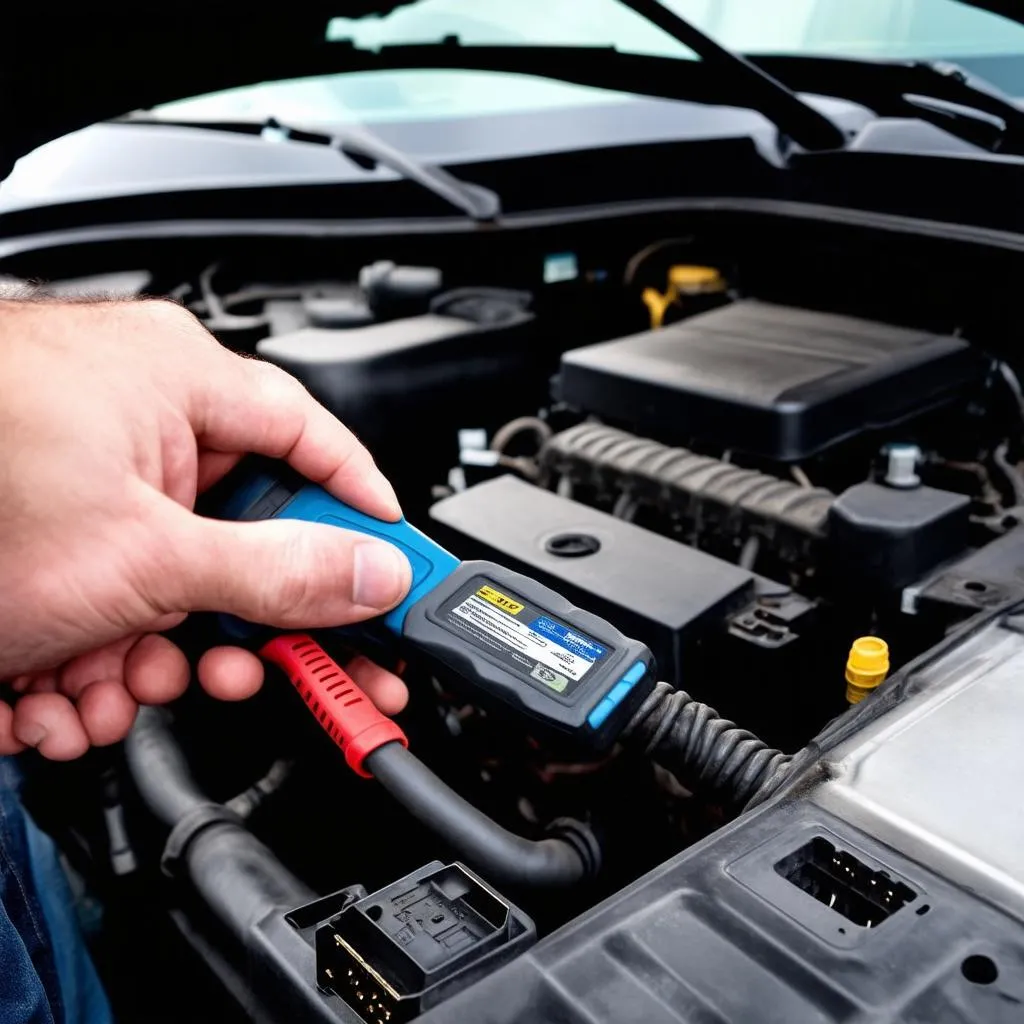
[375,478,402,520]
[353,541,411,610]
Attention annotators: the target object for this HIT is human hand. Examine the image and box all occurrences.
[0,297,412,759]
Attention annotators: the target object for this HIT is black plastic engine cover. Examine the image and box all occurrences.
[429,475,756,683]
[558,300,986,461]
[256,292,536,454]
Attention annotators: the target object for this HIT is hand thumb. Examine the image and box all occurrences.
[165,510,412,627]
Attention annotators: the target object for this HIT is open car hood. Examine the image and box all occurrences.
[1,3,415,178]
[3,0,1023,179]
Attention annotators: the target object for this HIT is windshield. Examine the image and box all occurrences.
[151,0,1024,126]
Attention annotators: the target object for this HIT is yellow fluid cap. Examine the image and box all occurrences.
[667,264,726,295]
[642,286,674,329]
[845,636,890,704]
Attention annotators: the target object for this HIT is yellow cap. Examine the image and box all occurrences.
[667,265,726,294]
[642,286,674,329]
[642,266,726,329]
[845,636,890,704]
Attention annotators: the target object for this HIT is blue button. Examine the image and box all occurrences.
[587,697,616,730]
[606,680,634,707]
[588,663,648,730]
[623,661,647,685]
[605,662,648,707]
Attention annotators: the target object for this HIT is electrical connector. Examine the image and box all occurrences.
[316,861,535,1023]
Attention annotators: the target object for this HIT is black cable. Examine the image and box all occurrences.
[125,709,314,943]
[365,743,598,889]
[623,682,792,809]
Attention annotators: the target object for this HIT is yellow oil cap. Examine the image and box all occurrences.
[668,264,726,295]
[642,265,726,328]
[641,286,673,329]
[845,636,890,704]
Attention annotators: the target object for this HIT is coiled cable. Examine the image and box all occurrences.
[623,682,793,809]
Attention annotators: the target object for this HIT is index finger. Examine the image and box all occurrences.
[190,352,401,521]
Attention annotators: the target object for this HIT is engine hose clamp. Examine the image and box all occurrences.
[546,817,603,878]
[160,802,246,877]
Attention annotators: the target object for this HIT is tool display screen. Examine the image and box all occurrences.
[440,578,613,699]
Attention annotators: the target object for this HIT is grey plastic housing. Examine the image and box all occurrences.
[829,481,970,590]
[402,560,655,751]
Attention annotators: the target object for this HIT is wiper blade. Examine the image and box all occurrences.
[901,93,1009,151]
[749,55,1024,154]
[117,114,501,223]
[617,0,846,152]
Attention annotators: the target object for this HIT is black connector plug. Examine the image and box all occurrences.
[316,861,535,1023]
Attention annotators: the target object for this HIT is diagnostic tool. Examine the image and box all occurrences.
[217,466,656,750]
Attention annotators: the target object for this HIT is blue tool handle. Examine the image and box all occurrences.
[272,484,460,632]
[221,472,461,636]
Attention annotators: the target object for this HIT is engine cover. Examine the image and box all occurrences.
[429,475,759,684]
[558,300,986,461]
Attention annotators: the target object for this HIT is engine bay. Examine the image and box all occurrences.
[9,210,1024,1022]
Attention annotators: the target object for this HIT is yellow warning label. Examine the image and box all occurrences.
[477,585,524,616]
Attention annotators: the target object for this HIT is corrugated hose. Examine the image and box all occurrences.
[623,681,793,809]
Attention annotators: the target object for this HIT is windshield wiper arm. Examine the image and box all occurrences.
[749,55,1024,154]
[617,0,846,152]
[310,118,501,222]
[118,114,501,223]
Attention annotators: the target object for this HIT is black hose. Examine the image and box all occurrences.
[124,707,213,826]
[172,822,315,940]
[365,743,598,888]
[623,682,792,809]
[125,709,314,942]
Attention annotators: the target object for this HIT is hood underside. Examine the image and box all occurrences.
[2,1,1021,178]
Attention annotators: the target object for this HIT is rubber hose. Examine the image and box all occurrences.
[994,442,1024,508]
[176,822,315,940]
[125,706,212,826]
[365,743,598,888]
[226,759,294,820]
[623,682,792,809]
[490,416,553,455]
[125,709,314,943]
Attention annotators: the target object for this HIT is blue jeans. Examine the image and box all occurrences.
[0,759,112,1024]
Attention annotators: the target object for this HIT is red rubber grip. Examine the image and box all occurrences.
[259,634,407,778]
